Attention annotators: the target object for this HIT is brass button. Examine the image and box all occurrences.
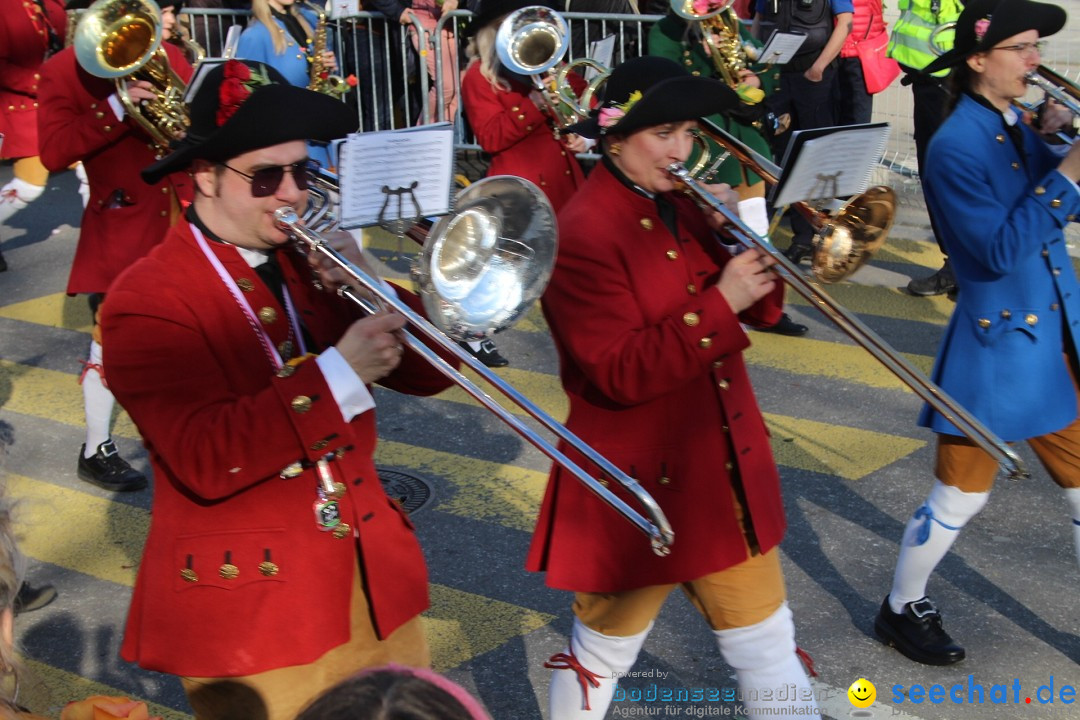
[517,114,525,120]
[687,284,697,294]
[1068,215,1077,222]
[277,364,297,378]
[159,210,167,217]
[721,425,729,433]
[1053,268,1062,276]
[691,70,700,76]
[236,277,255,292]
[95,111,104,119]
[334,447,348,459]
[1035,186,1047,195]
[291,395,312,413]
[332,523,351,539]
[103,125,112,132]
[526,125,533,131]
[90,103,97,109]
[161,186,169,194]
[1051,198,1062,208]
[724,461,733,471]
[658,476,671,486]
[712,359,724,368]
[598,478,609,487]
[219,563,239,580]
[699,337,713,349]
[978,318,991,329]
[1011,162,1020,170]
[1042,249,1050,258]
[1051,303,1060,311]
[511,105,520,112]
[1001,309,1012,319]
[666,250,679,260]
[684,59,693,66]
[683,312,700,327]
[717,379,730,390]
[1025,313,1038,326]
[258,561,279,577]
[279,462,304,478]
[995,134,1006,143]
[310,439,329,451]
[258,306,278,324]
[640,218,653,230]
[180,568,198,583]
[565,170,571,175]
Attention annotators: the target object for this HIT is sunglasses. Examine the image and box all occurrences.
[221,159,319,197]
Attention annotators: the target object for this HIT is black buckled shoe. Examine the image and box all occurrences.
[784,242,814,265]
[460,339,509,368]
[757,312,809,337]
[78,439,148,492]
[14,582,57,615]
[874,596,965,665]
[907,261,957,297]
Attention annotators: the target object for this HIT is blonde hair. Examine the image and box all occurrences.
[465,22,509,92]
[251,0,315,56]
[0,423,23,714]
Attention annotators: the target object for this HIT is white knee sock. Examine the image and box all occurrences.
[1062,488,1080,571]
[0,177,45,224]
[714,604,817,719]
[547,619,651,719]
[75,163,90,208]
[82,340,115,455]
[889,481,989,612]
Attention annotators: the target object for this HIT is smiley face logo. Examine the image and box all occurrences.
[848,678,876,708]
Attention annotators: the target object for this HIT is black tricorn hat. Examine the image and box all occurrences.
[922,0,1066,75]
[564,56,739,139]
[142,60,358,185]
[465,0,564,37]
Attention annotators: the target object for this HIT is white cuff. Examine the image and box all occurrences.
[1056,169,1080,199]
[316,347,375,421]
[107,93,126,121]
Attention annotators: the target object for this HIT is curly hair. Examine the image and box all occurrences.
[465,22,511,92]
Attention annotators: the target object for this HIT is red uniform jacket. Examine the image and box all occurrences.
[0,0,65,159]
[101,220,455,677]
[526,162,787,591]
[460,62,584,213]
[37,44,194,294]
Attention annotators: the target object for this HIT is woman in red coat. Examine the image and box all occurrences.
[527,56,818,719]
[0,0,66,271]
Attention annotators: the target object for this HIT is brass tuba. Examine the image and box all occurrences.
[304,2,348,98]
[73,0,190,152]
[670,0,759,90]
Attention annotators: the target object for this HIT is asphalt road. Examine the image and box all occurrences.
[3,162,1080,720]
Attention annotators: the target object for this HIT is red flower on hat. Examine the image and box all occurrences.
[216,60,273,127]
[974,17,991,40]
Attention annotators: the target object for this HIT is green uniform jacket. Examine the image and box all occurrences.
[648,14,780,187]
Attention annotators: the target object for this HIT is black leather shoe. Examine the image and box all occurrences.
[78,440,148,492]
[14,582,57,615]
[874,596,965,665]
[757,313,808,337]
[784,242,814,265]
[0,247,7,273]
[460,339,509,368]
[907,261,957,297]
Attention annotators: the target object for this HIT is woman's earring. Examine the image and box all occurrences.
[609,143,622,156]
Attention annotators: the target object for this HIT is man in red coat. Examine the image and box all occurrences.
[38,0,193,492]
[101,59,456,720]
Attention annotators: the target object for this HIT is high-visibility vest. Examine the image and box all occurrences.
[887,0,963,75]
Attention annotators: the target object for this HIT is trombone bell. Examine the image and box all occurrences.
[811,186,896,283]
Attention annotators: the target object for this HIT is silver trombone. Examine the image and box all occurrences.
[667,162,1028,480]
[275,178,675,555]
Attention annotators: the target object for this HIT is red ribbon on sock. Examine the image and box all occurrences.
[545,643,604,712]
[78,360,108,389]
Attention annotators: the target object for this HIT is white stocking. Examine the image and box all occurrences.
[0,177,45,224]
[547,619,651,719]
[889,480,989,611]
[82,340,115,455]
[714,604,817,719]
[75,163,90,208]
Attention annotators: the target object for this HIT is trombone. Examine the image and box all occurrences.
[667,162,1028,480]
[280,177,675,555]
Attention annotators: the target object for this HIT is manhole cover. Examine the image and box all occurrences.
[377,468,431,514]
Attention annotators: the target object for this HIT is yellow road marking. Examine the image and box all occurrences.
[0,292,93,332]
[765,414,925,480]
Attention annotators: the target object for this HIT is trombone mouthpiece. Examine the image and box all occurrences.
[667,162,690,179]
[274,207,299,228]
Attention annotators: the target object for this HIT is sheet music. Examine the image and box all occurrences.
[587,35,616,77]
[339,123,455,229]
[183,59,227,103]
[757,31,808,66]
[772,123,890,206]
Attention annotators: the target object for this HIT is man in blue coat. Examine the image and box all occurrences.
[874,0,1080,666]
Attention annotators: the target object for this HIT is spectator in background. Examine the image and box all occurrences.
[393,0,461,123]
[296,665,492,719]
[564,0,639,64]
[833,0,887,125]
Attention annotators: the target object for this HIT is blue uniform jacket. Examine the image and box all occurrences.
[237,7,328,89]
[920,93,1080,441]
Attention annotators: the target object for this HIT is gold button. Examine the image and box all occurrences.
[526,125,533,131]
[258,306,278,324]
[1001,309,1011,319]
[332,523,351,539]
[1035,186,1047,195]
[1011,162,1020,170]
[640,218,653,230]
[683,312,700,327]
[1051,198,1062,208]
[658,476,671,486]
[103,125,112,132]
[1051,303,1060,311]
[684,59,693,66]
[277,364,297,378]
[1042,249,1050,258]
[161,186,169,194]
[565,170,571,175]
[517,114,525,120]
[1068,215,1077,222]
[291,395,312,413]
[310,439,328,451]
[996,134,1006,143]
[724,461,733,471]
[219,563,239,580]
[1053,268,1062,276]
[666,250,679,260]
[511,105,520,111]
[561,150,566,156]
[258,561,279,577]
[90,103,97,109]
[721,425,729,433]
[712,359,724,368]
[699,337,713,349]
[279,462,304,478]
[334,447,347,459]
[159,210,167,216]
[598,478,609,487]
[95,111,104,119]
[1026,313,1038,326]
[180,568,198,583]
[717,379,730,390]
[978,318,991,329]
[236,277,255,292]
[687,284,697,294]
